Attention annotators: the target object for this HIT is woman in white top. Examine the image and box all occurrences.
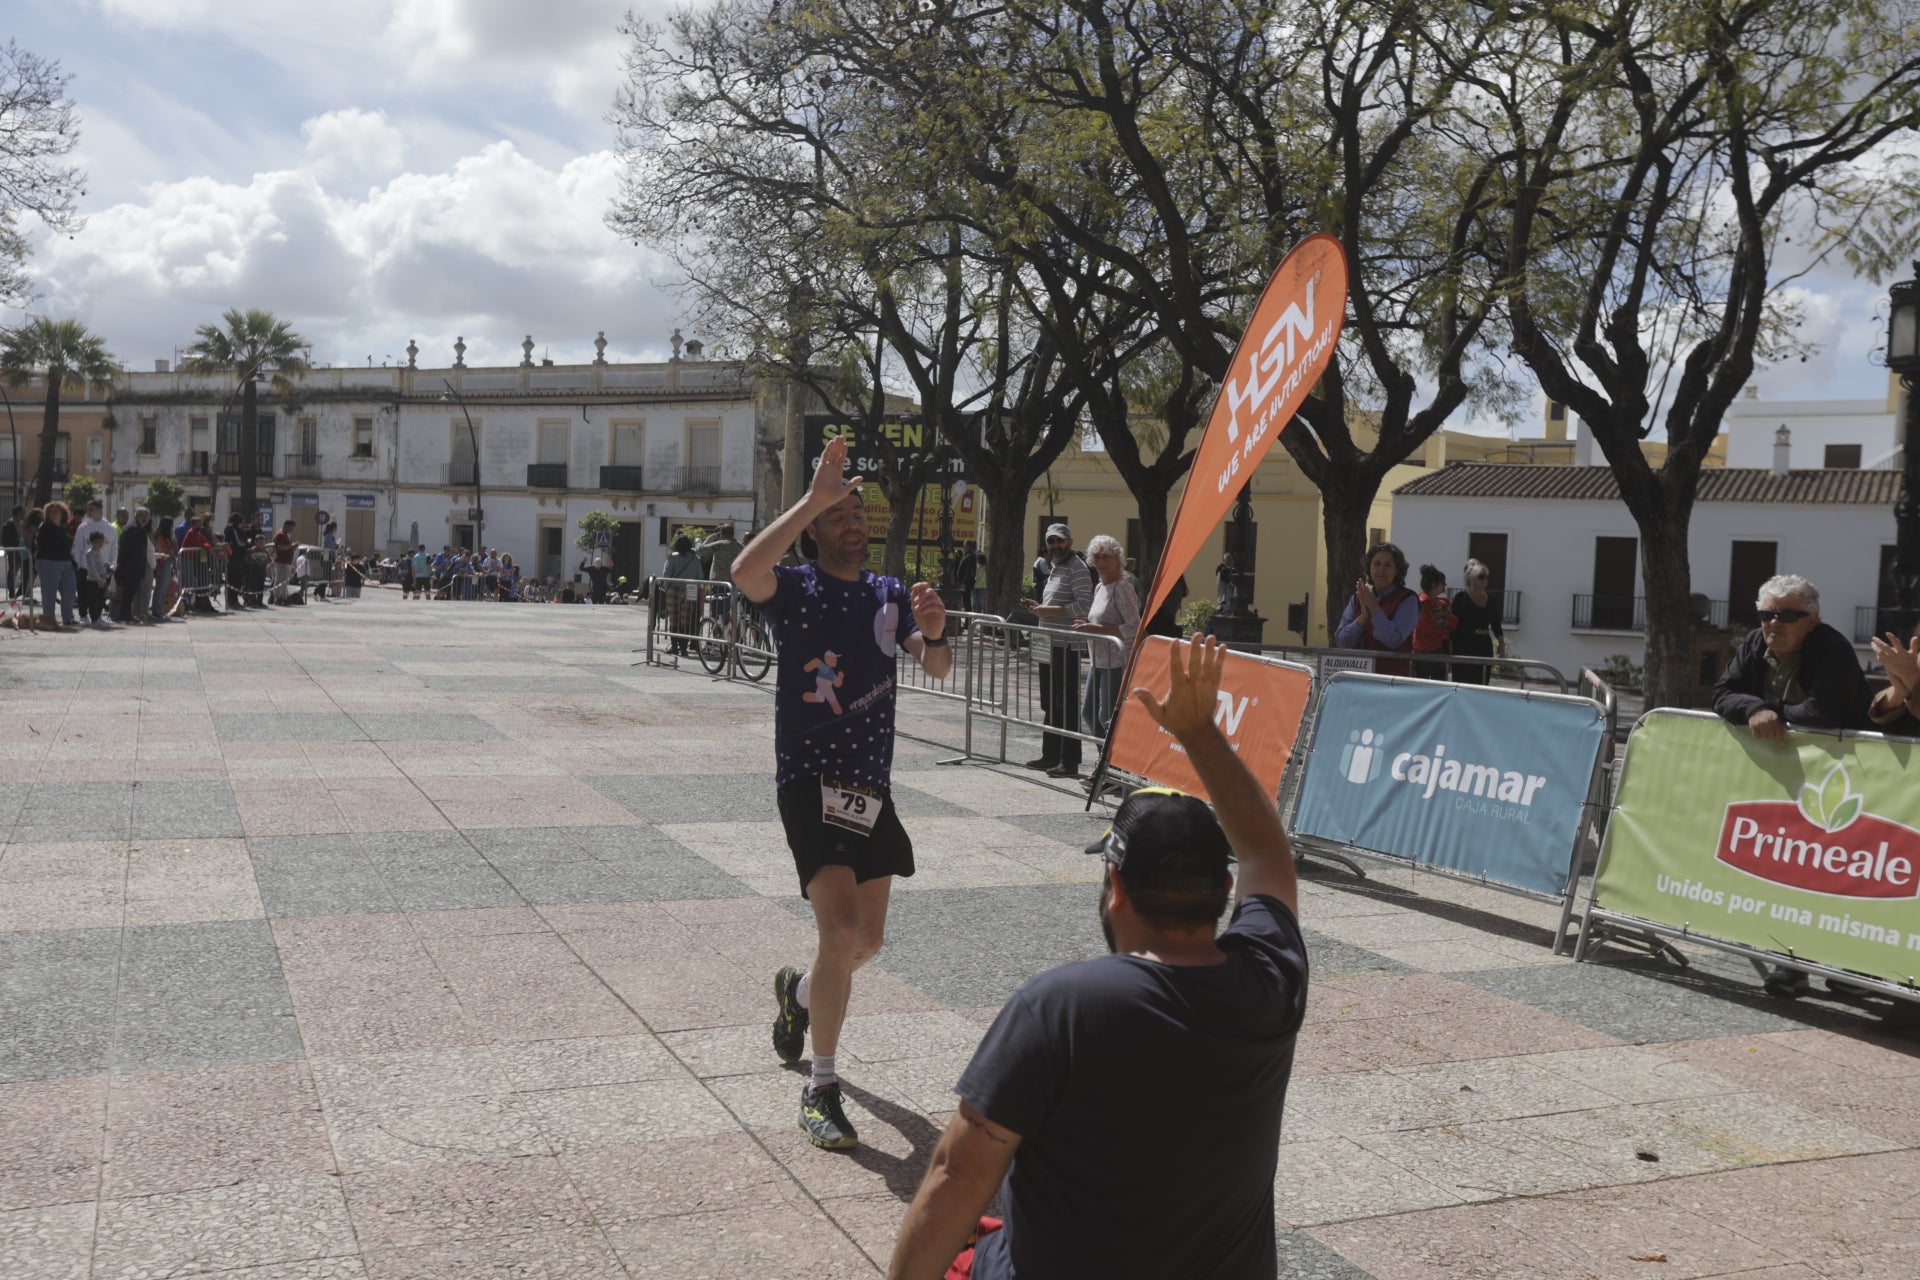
[1073,534,1142,738]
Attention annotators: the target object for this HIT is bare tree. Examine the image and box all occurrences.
[0,41,86,308]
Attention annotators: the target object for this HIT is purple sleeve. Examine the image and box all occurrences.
[1333,595,1364,648]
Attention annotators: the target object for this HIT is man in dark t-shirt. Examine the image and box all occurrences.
[888,637,1308,1279]
[734,432,953,1152]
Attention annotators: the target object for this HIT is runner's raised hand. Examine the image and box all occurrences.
[809,434,864,511]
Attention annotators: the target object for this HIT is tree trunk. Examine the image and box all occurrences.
[1319,480,1373,640]
[32,381,60,508]
[881,481,915,582]
[1133,485,1171,590]
[980,474,1029,614]
[239,381,258,519]
[1637,512,1696,708]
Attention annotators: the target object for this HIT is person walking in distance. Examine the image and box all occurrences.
[731,432,952,1151]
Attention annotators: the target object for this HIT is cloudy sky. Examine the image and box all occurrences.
[9,0,675,373]
[4,0,1906,423]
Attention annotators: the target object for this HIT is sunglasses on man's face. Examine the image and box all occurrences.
[1757,608,1810,624]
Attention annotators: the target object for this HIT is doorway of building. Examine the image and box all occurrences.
[614,521,645,589]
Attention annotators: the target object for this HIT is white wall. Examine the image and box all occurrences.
[1392,493,1892,682]
[1724,397,1897,468]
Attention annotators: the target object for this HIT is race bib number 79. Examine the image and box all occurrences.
[821,781,881,835]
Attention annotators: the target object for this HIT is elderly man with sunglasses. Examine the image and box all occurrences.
[1711,574,1869,743]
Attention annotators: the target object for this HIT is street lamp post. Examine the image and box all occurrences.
[1883,263,1920,634]
[441,380,483,552]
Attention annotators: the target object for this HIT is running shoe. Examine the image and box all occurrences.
[800,1081,858,1150]
[772,966,809,1064]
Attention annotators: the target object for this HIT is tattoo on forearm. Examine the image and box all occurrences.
[961,1111,1011,1144]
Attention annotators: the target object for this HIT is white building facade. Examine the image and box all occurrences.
[1389,463,1903,684]
[1722,380,1902,471]
[108,342,778,588]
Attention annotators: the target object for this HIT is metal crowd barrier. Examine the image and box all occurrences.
[1218,641,1575,694]
[0,548,20,628]
[170,548,226,616]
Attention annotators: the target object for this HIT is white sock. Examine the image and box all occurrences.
[795,971,812,1009]
[810,1052,837,1089]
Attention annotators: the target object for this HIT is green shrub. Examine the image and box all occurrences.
[63,474,97,511]
[1177,599,1216,636]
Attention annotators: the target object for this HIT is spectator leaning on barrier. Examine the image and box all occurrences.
[1073,534,1141,741]
[1023,523,1095,780]
[1711,574,1868,743]
[1711,573,1871,1002]
[697,522,744,585]
[886,637,1307,1280]
[1335,542,1418,676]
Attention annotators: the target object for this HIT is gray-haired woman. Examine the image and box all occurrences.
[1073,534,1141,738]
[1450,558,1506,685]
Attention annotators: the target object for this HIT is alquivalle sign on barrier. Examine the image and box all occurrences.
[1588,710,1920,984]
[1290,674,1608,897]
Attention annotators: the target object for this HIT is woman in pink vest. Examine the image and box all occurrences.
[1334,542,1418,676]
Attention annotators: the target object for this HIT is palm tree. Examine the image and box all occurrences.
[0,318,121,507]
[181,309,310,518]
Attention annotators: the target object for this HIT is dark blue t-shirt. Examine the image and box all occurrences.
[760,563,918,789]
[959,894,1309,1280]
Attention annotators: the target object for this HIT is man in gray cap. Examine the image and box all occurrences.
[1021,521,1093,778]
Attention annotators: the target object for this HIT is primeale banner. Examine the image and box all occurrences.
[1292,675,1608,897]
[1105,637,1313,804]
[1591,711,1920,983]
[1140,235,1348,626]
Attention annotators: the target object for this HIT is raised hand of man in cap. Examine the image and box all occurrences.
[1132,637,1296,914]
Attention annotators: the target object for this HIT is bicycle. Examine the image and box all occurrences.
[693,600,775,681]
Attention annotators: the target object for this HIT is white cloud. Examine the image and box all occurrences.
[302,109,408,189]
[24,141,677,370]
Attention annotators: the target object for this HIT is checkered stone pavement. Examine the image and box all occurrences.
[1,592,1917,1279]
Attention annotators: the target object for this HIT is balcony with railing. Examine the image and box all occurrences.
[445,459,478,486]
[681,465,721,494]
[215,452,274,477]
[1572,594,1646,632]
[283,453,322,480]
[1495,590,1522,628]
[599,464,644,492]
[527,463,568,489]
[175,451,212,476]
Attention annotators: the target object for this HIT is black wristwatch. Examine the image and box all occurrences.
[921,634,949,648]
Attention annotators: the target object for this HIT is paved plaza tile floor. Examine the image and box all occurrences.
[2,592,1917,1278]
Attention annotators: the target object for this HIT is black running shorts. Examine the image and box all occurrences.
[776,777,915,898]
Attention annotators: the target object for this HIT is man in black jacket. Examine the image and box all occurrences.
[1711,573,1870,1000]
[1712,573,1868,741]
[113,508,152,624]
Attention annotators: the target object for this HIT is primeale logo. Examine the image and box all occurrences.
[1338,729,1548,807]
[1715,761,1920,900]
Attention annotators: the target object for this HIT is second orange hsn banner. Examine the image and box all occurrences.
[1142,234,1349,626]
[1106,637,1313,804]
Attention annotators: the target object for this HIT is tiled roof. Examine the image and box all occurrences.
[1393,463,1902,505]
